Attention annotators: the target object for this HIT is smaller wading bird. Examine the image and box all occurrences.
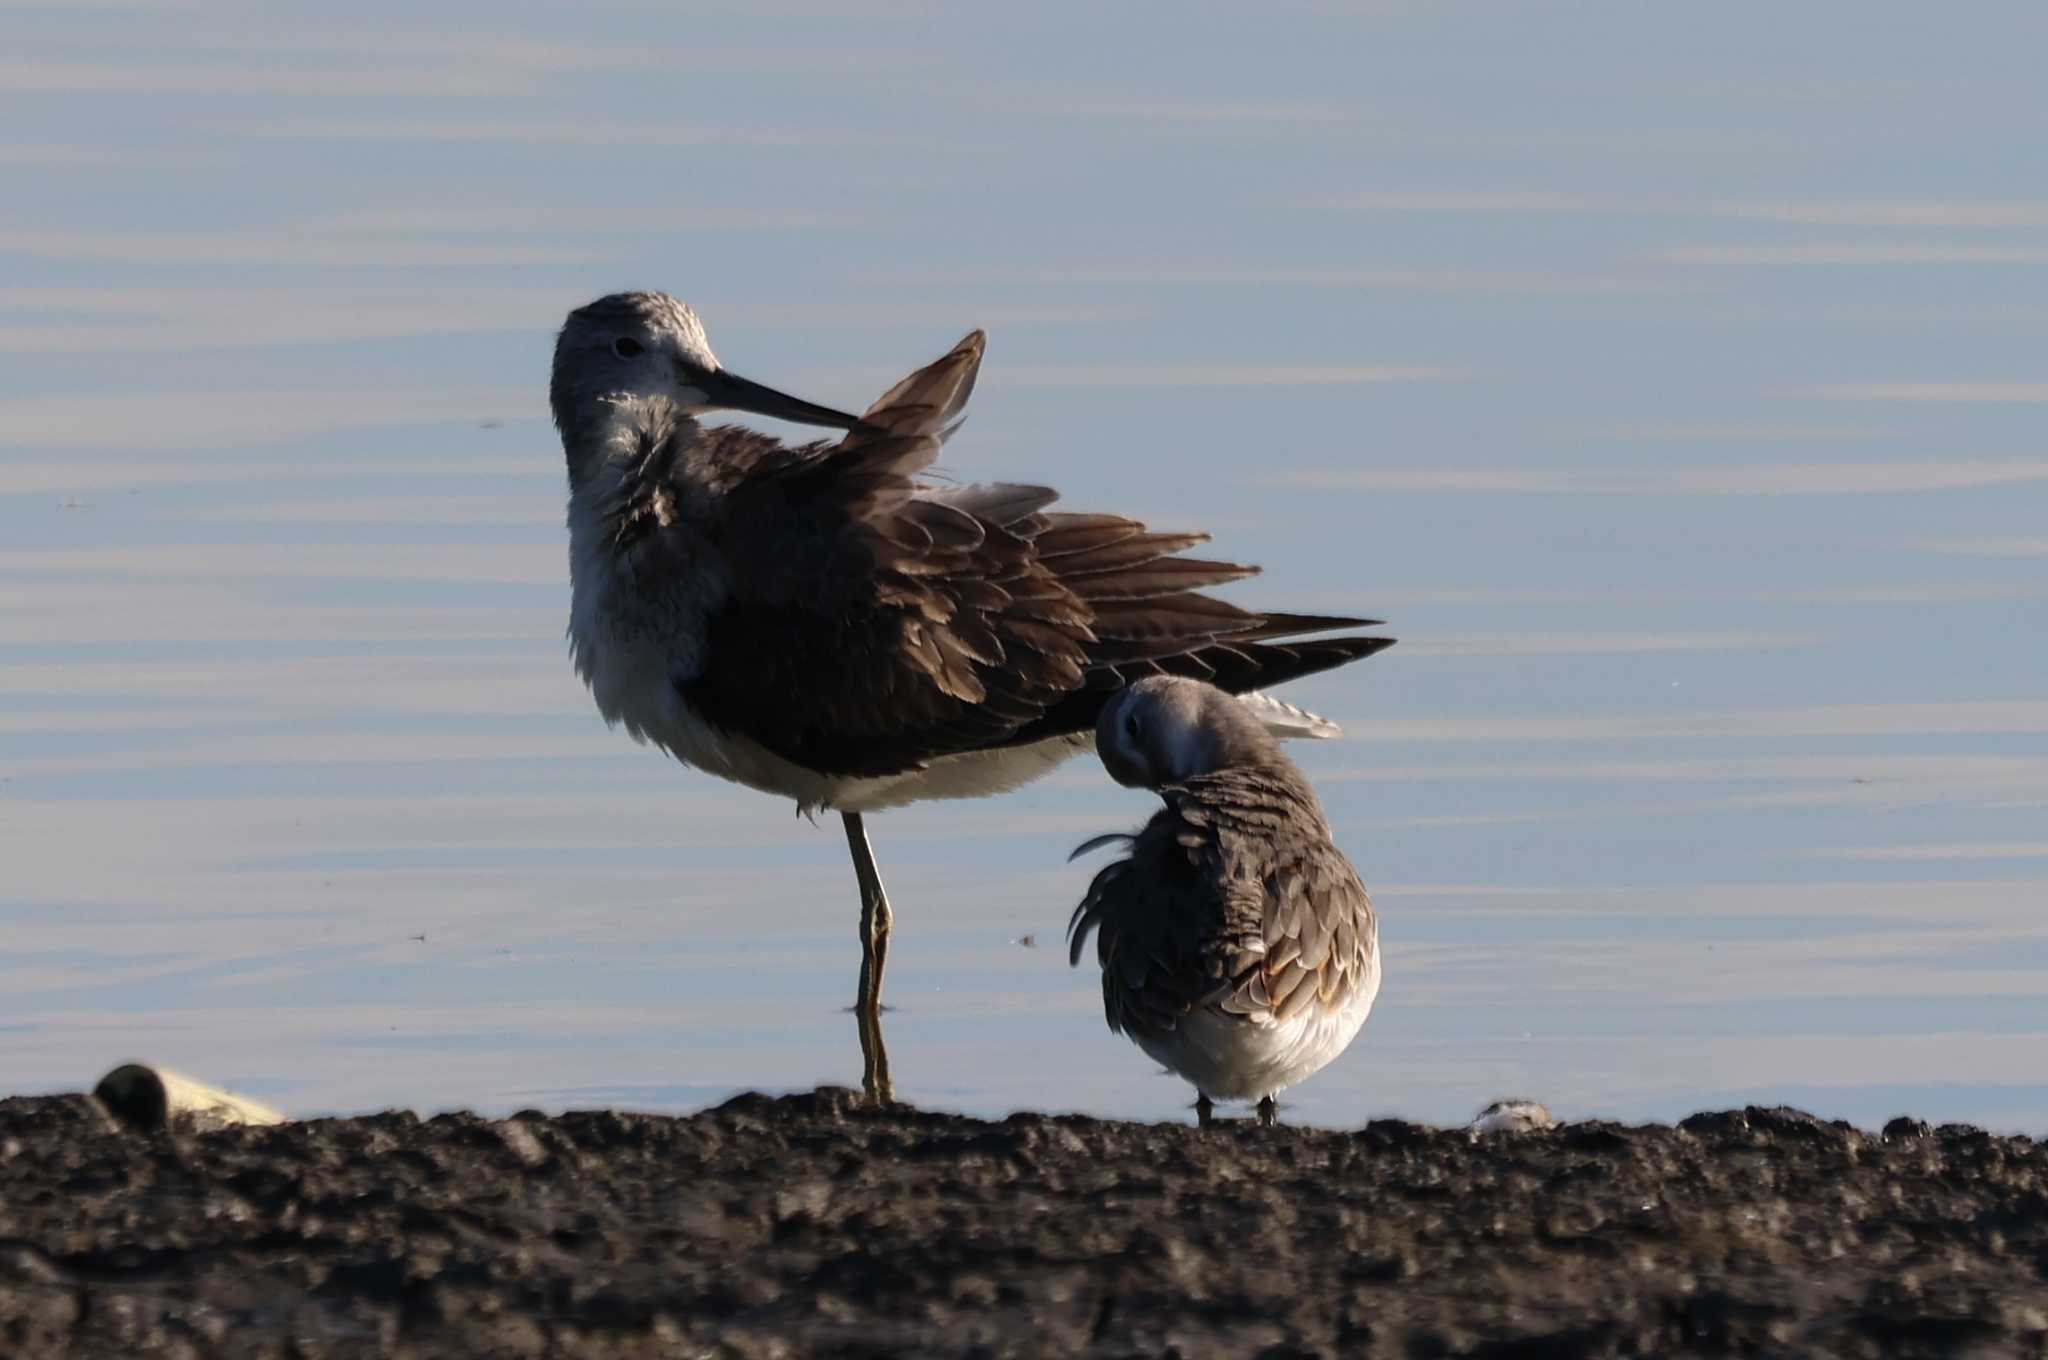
[1069,676,1380,1126]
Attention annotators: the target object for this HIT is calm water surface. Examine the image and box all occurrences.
[4,2,2047,1129]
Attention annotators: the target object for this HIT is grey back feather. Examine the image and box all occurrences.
[1068,683,1375,1041]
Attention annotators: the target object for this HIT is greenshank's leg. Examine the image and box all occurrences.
[855,996,894,1106]
[1256,1095,1278,1127]
[1195,1094,1216,1129]
[843,812,894,1015]
[842,813,895,1102]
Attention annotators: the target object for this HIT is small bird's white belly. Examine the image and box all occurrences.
[1138,942,1382,1103]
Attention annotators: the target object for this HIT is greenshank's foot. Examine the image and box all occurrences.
[857,1003,894,1107]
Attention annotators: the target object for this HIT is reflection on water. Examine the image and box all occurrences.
[4,1,2047,1130]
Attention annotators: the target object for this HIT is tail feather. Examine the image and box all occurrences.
[997,633,1393,751]
[859,330,985,437]
[1235,689,1344,740]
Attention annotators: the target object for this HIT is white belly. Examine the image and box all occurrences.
[570,552,1092,813]
[1136,941,1382,1103]
[836,732,1095,812]
[592,661,1091,816]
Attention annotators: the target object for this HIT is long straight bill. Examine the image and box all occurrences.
[702,369,861,429]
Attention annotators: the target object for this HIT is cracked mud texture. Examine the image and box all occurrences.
[2,1087,2045,1358]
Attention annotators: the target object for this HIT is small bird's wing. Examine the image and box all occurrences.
[1069,769,1377,1038]
[1175,769,1379,1026]
[681,332,1392,778]
[1215,833,1377,1028]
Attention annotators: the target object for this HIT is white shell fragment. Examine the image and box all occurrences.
[1469,1099,1558,1135]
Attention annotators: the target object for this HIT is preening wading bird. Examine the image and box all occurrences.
[549,293,1393,1095]
[1068,676,1381,1126]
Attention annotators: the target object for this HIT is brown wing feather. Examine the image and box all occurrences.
[675,334,1391,778]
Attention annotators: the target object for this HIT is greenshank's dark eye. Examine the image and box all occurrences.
[1125,712,1141,741]
[612,337,644,358]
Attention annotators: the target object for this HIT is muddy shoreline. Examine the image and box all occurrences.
[2,1087,2043,1358]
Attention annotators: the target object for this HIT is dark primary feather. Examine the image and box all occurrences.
[603,329,1391,778]
[1067,766,1377,1041]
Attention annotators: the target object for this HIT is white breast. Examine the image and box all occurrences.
[567,476,818,796]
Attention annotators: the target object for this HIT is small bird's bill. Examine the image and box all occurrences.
[702,369,860,429]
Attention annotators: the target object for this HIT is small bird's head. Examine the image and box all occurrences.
[1094,676,1283,789]
[549,291,860,452]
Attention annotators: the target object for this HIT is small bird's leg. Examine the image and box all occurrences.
[1195,1093,1215,1129]
[843,810,895,1002]
[1256,1095,1278,1127]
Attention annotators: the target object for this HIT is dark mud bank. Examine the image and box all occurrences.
[2,1088,2044,1358]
